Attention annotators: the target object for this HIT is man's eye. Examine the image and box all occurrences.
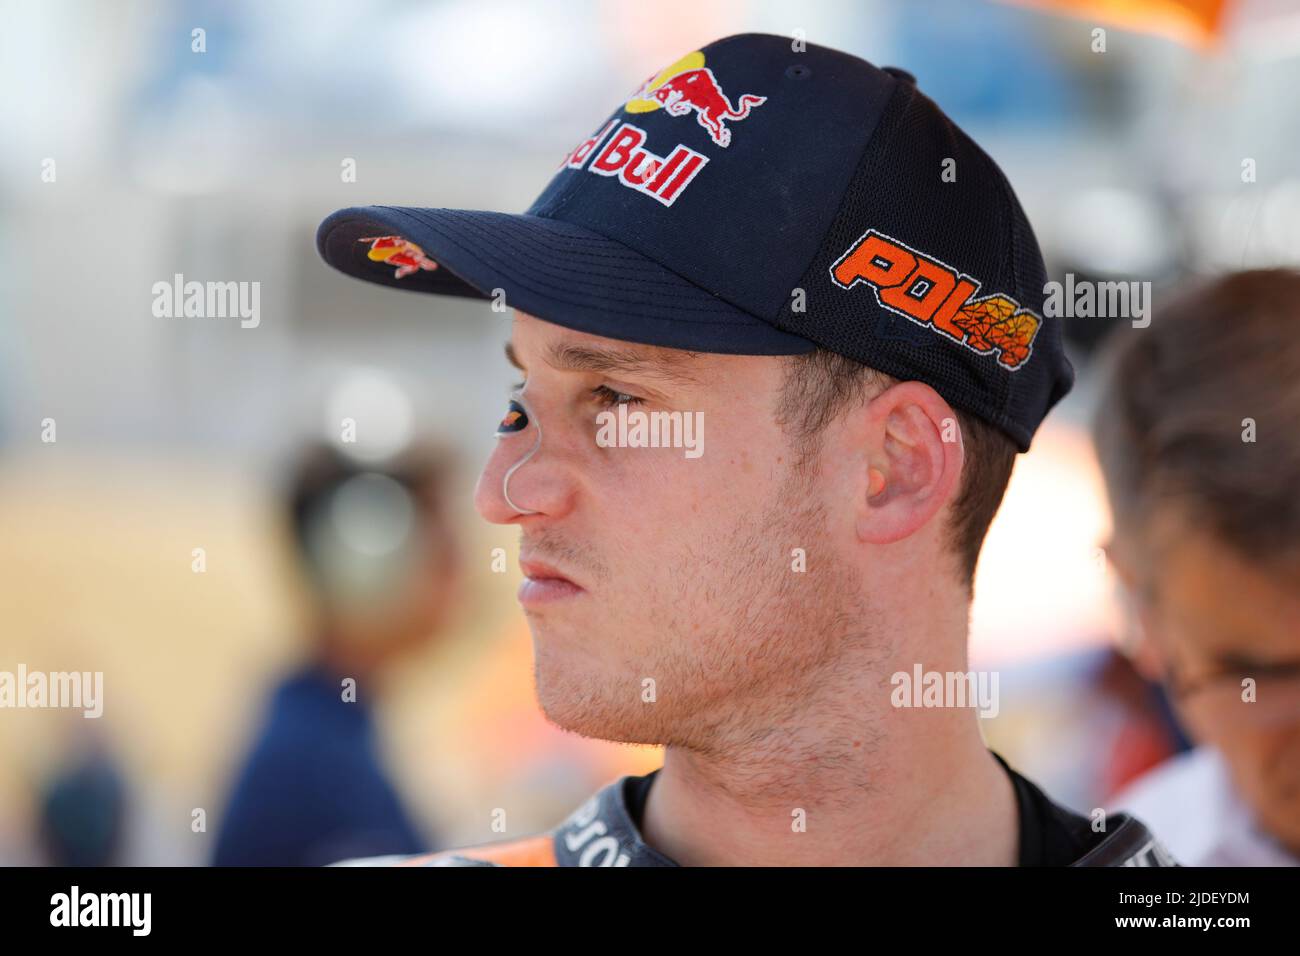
[1230,657,1300,679]
[592,385,644,407]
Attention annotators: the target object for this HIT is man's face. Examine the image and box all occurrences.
[1118,524,1300,850]
[474,312,870,748]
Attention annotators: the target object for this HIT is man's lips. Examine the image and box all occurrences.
[519,558,579,586]
[518,558,585,605]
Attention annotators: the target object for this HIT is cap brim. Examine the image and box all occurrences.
[316,205,815,355]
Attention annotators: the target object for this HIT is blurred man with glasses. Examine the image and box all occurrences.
[1095,269,1300,866]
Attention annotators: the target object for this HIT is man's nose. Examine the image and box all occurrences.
[475,436,520,524]
[474,428,570,524]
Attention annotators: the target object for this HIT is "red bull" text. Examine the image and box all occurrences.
[560,119,708,207]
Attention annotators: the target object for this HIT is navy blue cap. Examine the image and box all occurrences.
[316,33,1074,450]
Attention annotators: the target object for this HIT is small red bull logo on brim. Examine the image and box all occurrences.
[359,236,439,280]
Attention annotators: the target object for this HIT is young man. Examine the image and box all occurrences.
[1096,270,1300,866]
[316,33,1174,866]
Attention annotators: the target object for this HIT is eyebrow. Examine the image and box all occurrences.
[504,340,702,388]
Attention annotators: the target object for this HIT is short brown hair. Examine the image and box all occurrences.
[1092,268,1300,575]
[776,348,1018,589]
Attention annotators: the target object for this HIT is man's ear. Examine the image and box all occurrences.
[854,381,964,546]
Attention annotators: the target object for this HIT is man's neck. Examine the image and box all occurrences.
[638,701,1019,866]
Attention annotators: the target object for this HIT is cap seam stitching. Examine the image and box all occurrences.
[336,210,806,335]
[778,74,905,322]
[384,207,763,313]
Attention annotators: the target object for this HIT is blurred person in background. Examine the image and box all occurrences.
[37,740,129,867]
[1097,269,1300,866]
[212,441,462,866]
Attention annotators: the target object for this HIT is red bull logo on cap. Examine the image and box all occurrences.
[556,50,765,208]
[359,236,439,280]
[625,51,766,148]
[561,118,708,207]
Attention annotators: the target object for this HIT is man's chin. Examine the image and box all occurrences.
[532,655,665,746]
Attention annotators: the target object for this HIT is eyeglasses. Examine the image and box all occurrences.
[1102,537,1300,729]
[1164,656,1300,730]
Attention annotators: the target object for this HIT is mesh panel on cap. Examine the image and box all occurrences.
[772,78,1067,451]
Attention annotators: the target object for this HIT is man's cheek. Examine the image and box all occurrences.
[1263,733,1300,796]
[1225,735,1289,809]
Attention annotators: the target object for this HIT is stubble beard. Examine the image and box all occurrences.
[533,456,880,756]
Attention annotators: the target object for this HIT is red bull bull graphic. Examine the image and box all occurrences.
[559,120,708,207]
[831,230,1042,370]
[554,50,765,208]
[358,236,439,280]
[626,51,766,148]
